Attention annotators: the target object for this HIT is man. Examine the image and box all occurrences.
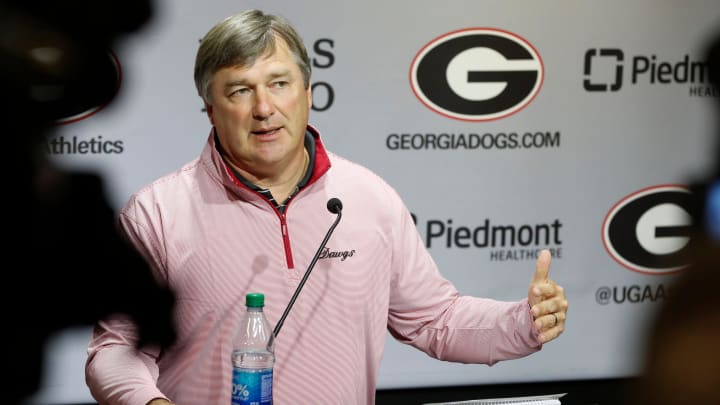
[85,9,568,405]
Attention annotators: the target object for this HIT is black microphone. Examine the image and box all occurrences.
[327,197,342,214]
[267,197,343,350]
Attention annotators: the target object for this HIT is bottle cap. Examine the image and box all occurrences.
[245,292,265,308]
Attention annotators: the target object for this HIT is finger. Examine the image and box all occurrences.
[533,283,556,298]
[529,283,554,309]
[534,313,558,331]
[531,297,564,318]
[538,321,565,344]
[532,249,551,284]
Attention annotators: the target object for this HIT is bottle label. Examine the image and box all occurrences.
[231,367,273,405]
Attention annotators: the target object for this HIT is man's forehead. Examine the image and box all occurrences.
[235,38,293,69]
[215,58,294,85]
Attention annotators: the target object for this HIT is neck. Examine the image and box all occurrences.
[265,149,308,202]
[232,148,307,203]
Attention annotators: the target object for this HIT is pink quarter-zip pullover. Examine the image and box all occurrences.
[85,125,541,405]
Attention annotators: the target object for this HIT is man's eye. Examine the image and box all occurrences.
[272,81,288,88]
[231,88,250,96]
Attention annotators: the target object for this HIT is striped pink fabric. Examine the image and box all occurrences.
[85,126,541,405]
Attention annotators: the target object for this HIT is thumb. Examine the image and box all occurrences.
[532,249,551,284]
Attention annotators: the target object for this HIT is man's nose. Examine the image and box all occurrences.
[252,88,274,120]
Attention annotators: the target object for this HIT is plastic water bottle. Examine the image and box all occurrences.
[231,292,274,405]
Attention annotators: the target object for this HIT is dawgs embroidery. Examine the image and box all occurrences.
[318,247,355,261]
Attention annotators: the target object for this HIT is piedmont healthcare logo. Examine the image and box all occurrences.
[602,185,693,275]
[410,28,544,122]
[411,213,563,262]
[583,48,711,94]
[583,49,623,91]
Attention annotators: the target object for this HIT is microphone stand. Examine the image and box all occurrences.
[267,198,343,351]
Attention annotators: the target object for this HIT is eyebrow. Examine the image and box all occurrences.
[223,69,293,90]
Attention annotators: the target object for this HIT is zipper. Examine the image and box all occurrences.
[279,211,295,269]
[259,197,295,270]
[223,163,306,271]
[238,187,296,270]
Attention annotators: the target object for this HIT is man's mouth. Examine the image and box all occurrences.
[252,127,281,136]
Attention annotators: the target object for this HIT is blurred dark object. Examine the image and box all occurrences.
[688,31,720,242]
[0,0,153,125]
[627,246,720,405]
[628,29,720,405]
[1,1,176,403]
[705,30,720,179]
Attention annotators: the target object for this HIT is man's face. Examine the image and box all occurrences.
[206,36,312,177]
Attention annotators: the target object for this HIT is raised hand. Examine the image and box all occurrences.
[528,249,568,344]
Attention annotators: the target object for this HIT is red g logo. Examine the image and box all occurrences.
[602,185,693,275]
[410,28,543,122]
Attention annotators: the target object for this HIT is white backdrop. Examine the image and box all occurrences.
[28,0,720,403]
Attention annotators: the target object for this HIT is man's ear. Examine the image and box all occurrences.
[204,102,214,125]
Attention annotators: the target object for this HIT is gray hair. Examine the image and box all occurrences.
[194,9,311,102]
